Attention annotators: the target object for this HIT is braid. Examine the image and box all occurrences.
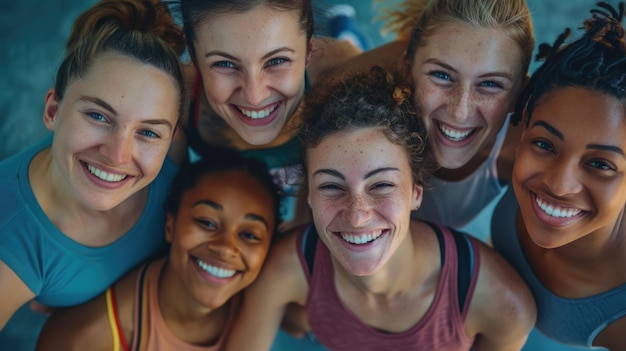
[512,2,626,126]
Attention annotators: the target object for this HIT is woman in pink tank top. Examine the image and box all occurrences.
[36,149,283,350]
[225,67,537,351]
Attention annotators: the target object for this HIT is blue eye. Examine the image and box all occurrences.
[87,112,106,122]
[214,61,235,68]
[266,57,287,67]
[139,130,159,139]
[479,80,503,88]
[430,71,451,81]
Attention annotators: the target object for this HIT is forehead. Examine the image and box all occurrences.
[182,170,275,216]
[69,54,180,121]
[532,87,626,143]
[193,4,306,54]
[414,21,525,79]
[308,128,410,172]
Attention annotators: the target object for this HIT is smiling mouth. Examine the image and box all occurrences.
[85,162,127,182]
[196,258,236,278]
[237,104,278,119]
[339,230,384,245]
[437,122,475,142]
[534,194,582,218]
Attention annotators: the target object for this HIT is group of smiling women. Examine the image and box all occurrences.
[0,0,624,350]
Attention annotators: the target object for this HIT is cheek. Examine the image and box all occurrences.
[137,144,169,177]
[202,72,232,103]
[273,70,305,100]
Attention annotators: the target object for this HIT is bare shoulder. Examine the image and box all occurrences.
[307,36,362,84]
[0,260,36,330]
[467,242,537,349]
[253,225,309,304]
[35,266,142,351]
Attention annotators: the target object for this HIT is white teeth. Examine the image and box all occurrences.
[438,123,473,141]
[87,163,127,182]
[196,259,236,278]
[239,105,277,119]
[535,195,581,218]
[340,230,383,245]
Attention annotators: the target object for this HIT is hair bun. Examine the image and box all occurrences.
[67,0,185,56]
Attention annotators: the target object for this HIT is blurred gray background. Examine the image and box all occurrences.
[0,0,615,160]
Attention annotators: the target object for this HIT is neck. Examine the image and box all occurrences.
[29,148,145,245]
[334,221,433,297]
[158,261,229,346]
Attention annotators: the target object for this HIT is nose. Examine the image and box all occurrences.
[101,129,133,164]
[241,71,271,106]
[208,231,240,258]
[542,159,583,197]
[343,193,373,227]
[447,86,474,123]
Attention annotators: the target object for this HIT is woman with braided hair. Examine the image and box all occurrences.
[492,2,626,349]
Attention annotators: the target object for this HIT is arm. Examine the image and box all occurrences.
[36,294,112,351]
[467,243,537,351]
[593,315,626,350]
[306,36,363,85]
[225,229,309,351]
[317,40,409,84]
[0,260,35,330]
[36,267,137,351]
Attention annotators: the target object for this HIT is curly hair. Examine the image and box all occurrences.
[300,66,436,187]
[513,2,626,126]
[375,0,534,75]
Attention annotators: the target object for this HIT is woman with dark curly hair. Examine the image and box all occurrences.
[225,67,536,351]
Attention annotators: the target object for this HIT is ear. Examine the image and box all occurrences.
[165,213,175,243]
[411,183,423,211]
[43,88,59,131]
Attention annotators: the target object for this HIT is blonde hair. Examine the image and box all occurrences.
[380,0,534,73]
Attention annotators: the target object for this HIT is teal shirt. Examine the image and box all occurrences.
[0,134,177,306]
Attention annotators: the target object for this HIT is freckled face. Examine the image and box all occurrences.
[411,22,526,170]
[306,128,422,276]
[513,87,626,248]
[43,54,180,211]
[193,4,309,146]
[165,170,276,309]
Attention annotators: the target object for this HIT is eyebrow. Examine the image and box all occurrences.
[78,95,174,130]
[532,120,625,157]
[79,96,116,115]
[193,200,269,229]
[424,58,514,80]
[312,167,401,180]
[205,47,296,61]
[531,120,563,140]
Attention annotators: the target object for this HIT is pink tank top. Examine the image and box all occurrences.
[129,258,237,351]
[300,224,479,350]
